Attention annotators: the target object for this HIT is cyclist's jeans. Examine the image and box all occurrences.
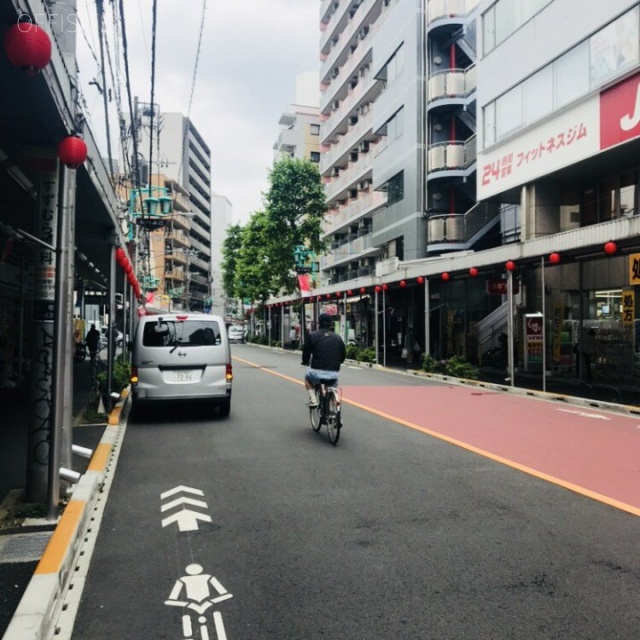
[305,369,339,386]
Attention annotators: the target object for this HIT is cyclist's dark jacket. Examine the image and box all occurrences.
[302,329,346,372]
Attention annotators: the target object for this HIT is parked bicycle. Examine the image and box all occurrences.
[309,379,342,445]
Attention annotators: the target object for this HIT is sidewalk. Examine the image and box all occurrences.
[0,357,109,638]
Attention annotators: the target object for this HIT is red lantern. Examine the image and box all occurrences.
[360,287,366,294]
[469,267,479,277]
[382,283,388,291]
[325,293,331,299]
[308,296,314,302]
[604,241,617,255]
[416,276,424,285]
[115,248,126,264]
[506,260,516,272]
[375,285,382,293]
[441,272,450,282]
[336,291,342,298]
[58,136,88,169]
[4,22,52,74]
[347,290,353,296]
[549,252,561,265]
[399,280,406,287]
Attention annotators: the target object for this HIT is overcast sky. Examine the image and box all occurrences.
[76,1,320,225]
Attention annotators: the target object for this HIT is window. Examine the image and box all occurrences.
[589,7,639,88]
[495,86,523,140]
[483,6,640,147]
[387,171,404,205]
[554,41,589,109]
[387,108,405,142]
[483,0,553,54]
[310,124,320,136]
[310,151,320,163]
[523,65,553,123]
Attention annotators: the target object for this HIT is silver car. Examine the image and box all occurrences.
[131,313,233,416]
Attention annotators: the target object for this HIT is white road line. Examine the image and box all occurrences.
[160,485,205,499]
[557,408,611,420]
[161,496,209,512]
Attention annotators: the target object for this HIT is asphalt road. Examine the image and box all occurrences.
[67,344,639,639]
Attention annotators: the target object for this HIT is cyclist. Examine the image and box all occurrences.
[301,313,346,406]
[85,323,101,363]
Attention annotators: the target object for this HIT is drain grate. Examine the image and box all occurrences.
[0,532,52,563]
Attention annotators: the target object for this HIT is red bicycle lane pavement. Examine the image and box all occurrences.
[342,384,640,516]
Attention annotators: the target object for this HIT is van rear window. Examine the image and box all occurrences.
[142,319,222,347]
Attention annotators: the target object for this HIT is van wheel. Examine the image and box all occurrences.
[218,398,231,417]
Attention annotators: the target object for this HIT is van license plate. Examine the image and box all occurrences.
[173,371,194,382]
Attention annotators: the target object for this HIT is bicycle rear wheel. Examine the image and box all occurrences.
[309,390,321,432]
[326,388,341,445]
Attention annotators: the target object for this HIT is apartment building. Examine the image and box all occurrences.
[475,0,640,377]
[210,193,232,317]
[274,103,322,163]
[312,0,479,350]
[143,112,213,312]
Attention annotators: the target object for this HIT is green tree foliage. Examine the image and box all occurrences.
[221,157,327,302]
[263,157,327,294]
[221,224,244,298]
[234,210,274,302]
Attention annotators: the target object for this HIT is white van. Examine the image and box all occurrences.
[227,324,245,343]
[131,313,232,416]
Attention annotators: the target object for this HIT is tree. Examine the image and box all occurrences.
[263,157,327,294]
[221,224,244,299]
[234,210,274,303]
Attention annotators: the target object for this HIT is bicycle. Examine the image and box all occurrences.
[309,379,342,445]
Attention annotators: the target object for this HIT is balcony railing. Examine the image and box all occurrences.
[428,65,476,103]
[427,0,479,23]
[427,134,476,173]
[320,233,373,269]
[323,190,387,236]
[427,202,502,245]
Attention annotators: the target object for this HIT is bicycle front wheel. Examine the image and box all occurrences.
[326,389,341,445]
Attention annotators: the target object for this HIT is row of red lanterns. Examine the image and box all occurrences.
[4,19,88,169]
[440,242,618,282]
[115,248,142,300]
[272,241,622,305]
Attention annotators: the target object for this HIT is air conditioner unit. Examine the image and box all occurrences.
[359,141,370,152]
[332,3,339,11]
[358,180,370,191]
[333,167,341,177]
[358,26,369,40]
[332,100,340,110]
[349,116,358,125]
[331,67,340,78]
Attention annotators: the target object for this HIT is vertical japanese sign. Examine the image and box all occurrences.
[622,288,634,328]
[628,253,640,285]
[27,157,60,501]
[524,313,543,371]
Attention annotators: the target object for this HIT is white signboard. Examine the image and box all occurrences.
[478,95,600,199]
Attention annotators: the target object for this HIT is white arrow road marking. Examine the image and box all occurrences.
[557,408,611,421]
[161,485,205,500]
[161,496,209,512]
[162,510,213,531]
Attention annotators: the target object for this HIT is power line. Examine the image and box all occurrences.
[96,0,115,178]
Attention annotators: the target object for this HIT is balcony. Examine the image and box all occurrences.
[427,135,476,178]
[323,189,387,236]
[320,232,374,269]
[427,0,479,25]
[322,110,374,170]
[428,214,464,243]
[428,65,476,105]
[324,151,373,201]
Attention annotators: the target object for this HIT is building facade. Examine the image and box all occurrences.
[475,0,640,377]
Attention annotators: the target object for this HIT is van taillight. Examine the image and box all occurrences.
[131,366,139,384]
[226,363,233,381]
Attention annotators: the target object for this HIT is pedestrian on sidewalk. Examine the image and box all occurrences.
[403,329,418,365]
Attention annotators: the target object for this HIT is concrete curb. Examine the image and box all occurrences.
[2,390,130,640]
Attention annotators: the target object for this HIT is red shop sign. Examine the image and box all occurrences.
[486,278,519,295]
